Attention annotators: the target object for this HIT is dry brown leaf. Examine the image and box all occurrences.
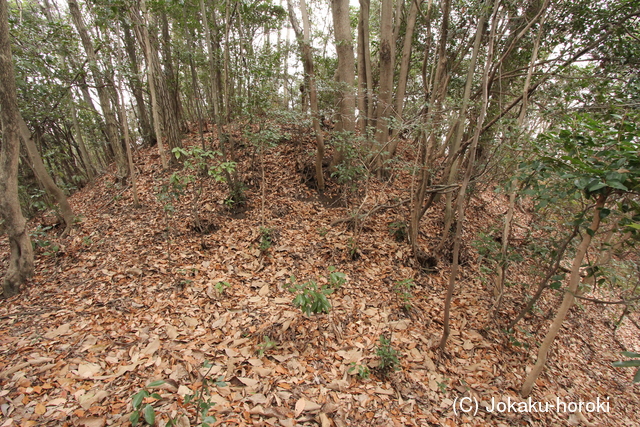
[44,323,71,339]
[166,324,179,340]
[142,336,161,356]
[294,397,306,417]
[319,413,331,427]
[34,403,46,415]
[77,363,102,378]
[75,417,106,427]
[77,390,109,410]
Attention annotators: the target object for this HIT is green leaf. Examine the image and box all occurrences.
[587,181,606,192]
[586,228,595,237]
[129,411,140,426]
[606,180,628,191]
[148,380,165,388]
[132,390,148,409]
[621,351,640,358]
[634,368,640,383]
[612,360,640,368]
[143,404,156,425]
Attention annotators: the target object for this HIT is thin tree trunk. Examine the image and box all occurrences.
[409,0,450,254]
[387,0,422,156]
[288,0,325,191]
[18,117,75,235]
[121,17,154,147]
[495,11,547,308]
[508,226,578,331]
[521,193,608,397]
[437,8,488,251]
[186,29,207,150]
[439,0,499,352]
[356,0,368,132]
[69,96,96,181]
[371,0,396,171]
[223,1,233,123]
[137,0,168,169]
[160,9,184,133]
[357,0,374,134]
[329,0,356,168]
[114,25,140,208]
[0,0,34,297]
[201,0,220,122]
[67,0,128,181]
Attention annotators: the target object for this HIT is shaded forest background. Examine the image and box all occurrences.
[0,0,639,425]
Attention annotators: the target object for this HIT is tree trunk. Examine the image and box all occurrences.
[508,226,579,331]
[387,0,422,156]
[288,0,326,191]
[114,25,140,208]
[67,0,128,181]
[135,0,168,169]
[437,8,488,252]
[356,0,373,133]
[439,0,499,352]
[329,0,356,168]
[68,95,96,181]
[409,0,450,254]
[371,0,396,171]
[0,0,34,297]
[121,17,154,147]
[495,10,547,308]
[521,193,608,397]
[160,9,184,133]
[18,117,75,235]
[201,0,221,122]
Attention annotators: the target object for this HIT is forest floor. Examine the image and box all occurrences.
[0,124,638,427]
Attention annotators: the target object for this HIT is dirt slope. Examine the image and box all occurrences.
[0,129,638,426]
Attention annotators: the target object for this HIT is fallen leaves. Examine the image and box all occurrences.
[0,134,637,427]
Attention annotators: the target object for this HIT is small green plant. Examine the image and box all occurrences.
[437,377,449,393]
[289,275,333,316]
[173,362,225,427]
[317,227,328,237]
[376,335,401,376]
[329,131,366,187]
[393,278,415,311]
[30,225,55,253]
[327,266,346,289]
[214,281,231,295]
[257,336,277,356]
[259,227,273,253]
[388,221,408,242]
[612,351,640,383]
[348,362,370,379]
[129,380,165,426]
[82,236,93,246]
[347,237,359,260]
[506,328,531,349]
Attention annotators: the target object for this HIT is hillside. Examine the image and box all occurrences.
[0,127,638,427]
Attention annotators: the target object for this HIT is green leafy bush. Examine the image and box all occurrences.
[289,276,333,316]
[393,278,415,311]
[327,266,346,289]
[376,335,401,377]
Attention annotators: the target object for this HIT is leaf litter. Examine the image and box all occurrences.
[0,127,638,426]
